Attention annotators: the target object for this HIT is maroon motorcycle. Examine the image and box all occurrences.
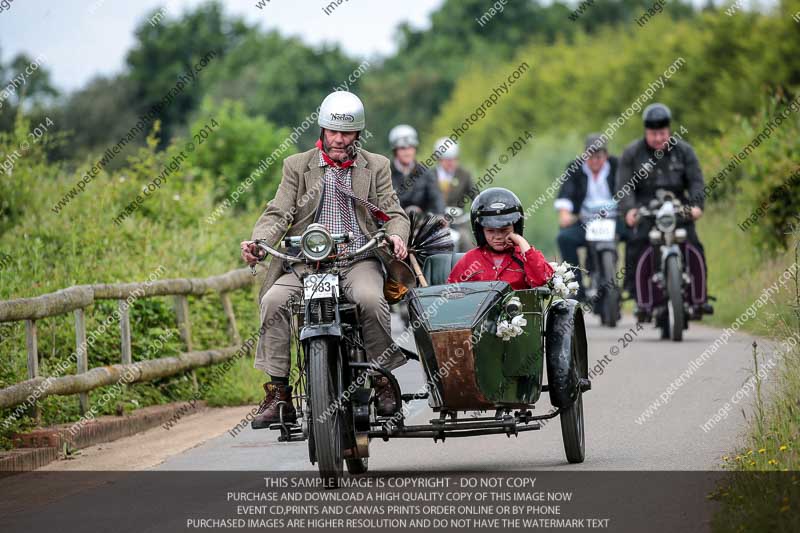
[633,190,712,341]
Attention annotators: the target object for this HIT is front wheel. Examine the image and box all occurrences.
[600,250,619,328]
[309,338,343,487]
[665,255,684,342]
[559,329,586,464]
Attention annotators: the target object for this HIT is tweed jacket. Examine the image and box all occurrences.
[251,147,410,297]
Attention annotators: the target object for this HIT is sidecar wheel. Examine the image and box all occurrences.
[559,335,585,464]
[346,458,369,475]
[309,338,343,487]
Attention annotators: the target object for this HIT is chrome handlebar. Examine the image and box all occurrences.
[249,231,387,274]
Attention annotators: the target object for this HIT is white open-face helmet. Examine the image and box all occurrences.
[388,124,419,149]
[434,137,459,160]
[318,90,365,132]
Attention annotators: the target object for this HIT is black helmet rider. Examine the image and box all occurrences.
[642,103,671,130]
[470,187,525,247]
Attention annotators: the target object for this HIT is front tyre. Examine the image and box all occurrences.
[560,328,586,464]
[309,338,343,487]
[665,255,684,342]
[600,250,619,328]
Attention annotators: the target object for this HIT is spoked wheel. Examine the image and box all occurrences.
[600,251,619,328]
[665,255,684,342]
[560,323,587,464]
[309,338,343,487]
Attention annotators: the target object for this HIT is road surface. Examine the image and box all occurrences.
[53,312,767,472]
[3,312,776,533]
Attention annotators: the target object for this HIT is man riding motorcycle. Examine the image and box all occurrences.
[554,134,620,301]
[422,138,475,250]
[240,91,410,427]
[426,137,475,210]
[388,124,444,215]
[615,103,713,317]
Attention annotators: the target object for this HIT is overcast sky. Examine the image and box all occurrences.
[0,0,444,93]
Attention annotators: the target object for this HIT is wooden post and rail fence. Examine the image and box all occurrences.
[0,268,255,416]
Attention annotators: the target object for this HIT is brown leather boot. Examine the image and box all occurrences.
[373,376,397,417]
[251,382,296,430]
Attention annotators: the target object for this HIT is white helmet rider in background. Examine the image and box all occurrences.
[429,137,474,209]
[387,124,444,215]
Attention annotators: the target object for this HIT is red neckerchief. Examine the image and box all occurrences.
[316,139,355,169]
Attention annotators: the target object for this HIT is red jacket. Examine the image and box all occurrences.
[447,246,554,290]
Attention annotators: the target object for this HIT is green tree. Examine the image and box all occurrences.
[185,98,294,207]
[48,74,140,165]
[125,2,251,144]
[202,31,359,150]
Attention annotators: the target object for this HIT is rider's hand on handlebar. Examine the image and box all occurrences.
[388,234,408,260]
[690,206,703,221]
[625,208,639,228]
[240,240,263,266]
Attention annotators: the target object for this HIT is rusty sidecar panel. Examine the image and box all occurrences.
[407,281,547,411]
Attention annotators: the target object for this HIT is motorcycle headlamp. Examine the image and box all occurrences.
[301,225,333,261]
[656,214,676,232]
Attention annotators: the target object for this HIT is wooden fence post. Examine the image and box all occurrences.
[119,300,132,365]
[74,308,89,414]
[173,295,198,391]
[219,292,241,345]
[25,319,40,422]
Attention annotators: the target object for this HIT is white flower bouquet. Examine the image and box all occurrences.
[548,261,580,300]
[495,297,528,341]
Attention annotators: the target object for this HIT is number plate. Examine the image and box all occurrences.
[303,273,339,300]
[585,219,616,242]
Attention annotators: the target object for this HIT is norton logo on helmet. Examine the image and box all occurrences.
[330,113,355,122]
[318,91,365,132]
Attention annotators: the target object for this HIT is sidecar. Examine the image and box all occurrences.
[379,253,591,463]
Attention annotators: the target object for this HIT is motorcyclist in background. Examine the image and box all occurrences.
[554,134,620,302]
[615,103,713,318]
[427,137,475,210]
[388,125,444,215]
[423,138,475,250]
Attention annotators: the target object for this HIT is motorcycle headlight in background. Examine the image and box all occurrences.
[656,214,676,232]
[675,228,688,243]
[301,224,333,260]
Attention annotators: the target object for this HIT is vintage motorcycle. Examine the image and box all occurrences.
[253,224,590,487]
[634,190,710,341]
[580,199,622,327]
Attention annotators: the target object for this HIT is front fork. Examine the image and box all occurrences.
[656,244,684,288]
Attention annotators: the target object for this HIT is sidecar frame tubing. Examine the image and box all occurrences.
[367,409,562,439]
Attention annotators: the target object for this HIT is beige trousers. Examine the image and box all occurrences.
[254,258,406,377]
